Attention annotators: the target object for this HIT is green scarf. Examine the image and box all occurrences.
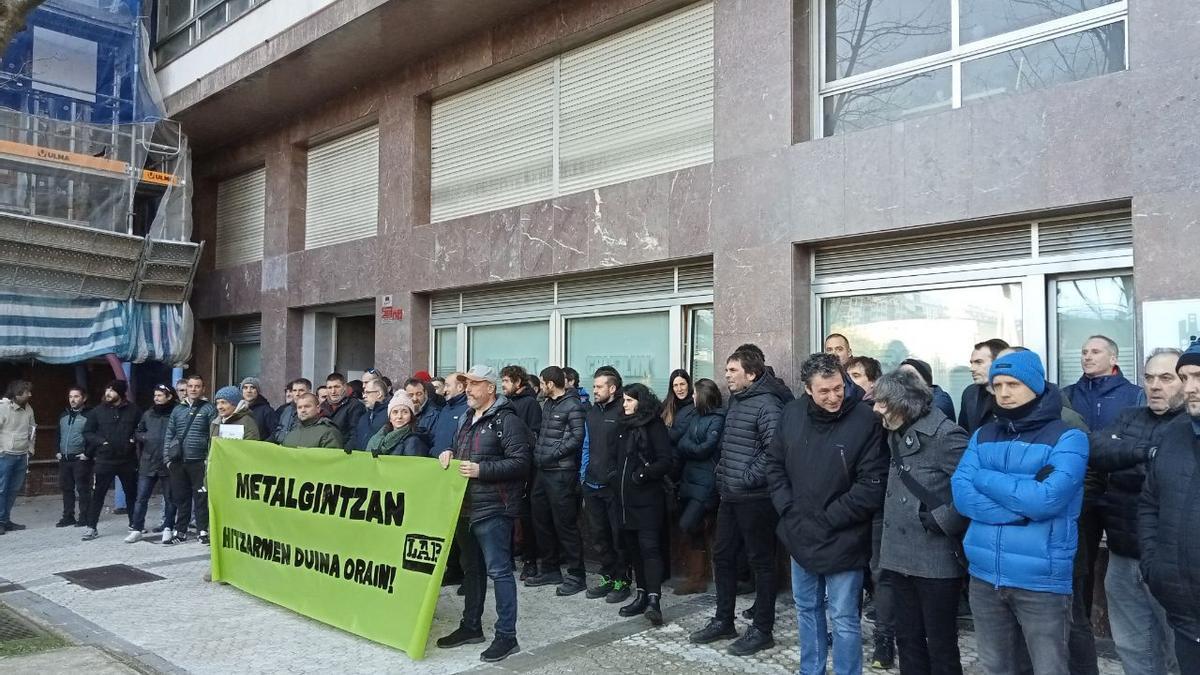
[366,424,412,455]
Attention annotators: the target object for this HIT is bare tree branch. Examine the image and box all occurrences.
[0,0,44,55]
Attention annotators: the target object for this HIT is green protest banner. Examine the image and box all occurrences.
[207,439,467,659]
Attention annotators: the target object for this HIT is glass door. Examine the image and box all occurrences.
[1050,274,1135,384]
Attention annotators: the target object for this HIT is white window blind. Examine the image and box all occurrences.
[431,64,556,222]
[558,2,713,194]
[305,126,380,249]
[430,2,714,223]
[214,168,265,269]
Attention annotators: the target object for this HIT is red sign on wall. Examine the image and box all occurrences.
[381,307,404,321]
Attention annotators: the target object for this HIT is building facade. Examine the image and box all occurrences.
[160,0,1195,407]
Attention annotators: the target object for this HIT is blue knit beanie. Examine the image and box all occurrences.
[989,351,1046,395]
[214,386,241,404]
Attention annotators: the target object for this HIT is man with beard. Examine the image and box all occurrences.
[81,381,141,541]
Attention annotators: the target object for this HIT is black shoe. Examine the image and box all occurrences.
[480,636,520,662]
[736,579,754,595]
[456,585,466,597]
[644,593,663,626]
[689,618,738,644]
[741,605,756,621]
[519,561,537,581]
[619,589,649,617]
[727,626,774,656]
[56,517,76,528]
[605,580,632,604]
[436,625,485,649]
[164,534,187,545]
[4,521,25,531]
[556,575,586,597]
[524,569,563,588]
[871,639,895,669]
[112,508,127,515]
[586,576,614,599]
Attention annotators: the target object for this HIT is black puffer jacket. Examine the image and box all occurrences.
[1091,405,1185,558]
[716,377,782,502]
[83,401,142,468]
[451,396,532,523]
[321,397,365,449]
[135,403,176,477]
[246,396,278,445]
[1139,416,1200,642]
[766,387,887,575]
[617,410,673,530]
[675,407,724,505]
[534,393,586,471]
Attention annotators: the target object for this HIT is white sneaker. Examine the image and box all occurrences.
[124,530,142,543]
[161,527,173,544]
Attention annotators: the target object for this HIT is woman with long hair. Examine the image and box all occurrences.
[672,378,724,594]
[662,369,694,428]
[615,383,674,625]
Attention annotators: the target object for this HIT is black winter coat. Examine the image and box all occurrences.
[534,393,586,471]
[83,401,142,468]
[584,398,623,487]
[617,412,673,530]
[1139,416,1200,641]
[674,407,724,505]
[716,377,782,502]
[761,367,796,403]
[135,404,175,477]
[1090,405,1184,558]
[766,390,887,575]
[246,396,278,445]
[321,397,365,449]
[451,397,532,523]
[507,388,542,445]
[958,384,994,434]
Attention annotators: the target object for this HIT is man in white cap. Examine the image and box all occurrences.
[435,365,532,663]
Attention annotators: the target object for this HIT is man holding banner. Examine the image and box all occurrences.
[436,364,532,663]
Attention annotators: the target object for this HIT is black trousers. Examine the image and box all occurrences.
[58,457,93,521]
[518,483,540,565]
[531,469,585,577]
[1176,632,1200,674]
[871,515,896,644]
[887,571,964,675]
[170,461,207,533]
[87,464,136,529]
[713,498,778,633]
[583,485,629,583]
[622,527,664,595]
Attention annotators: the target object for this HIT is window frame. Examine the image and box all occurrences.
[813,0,1129,136]
[154,0,268,68]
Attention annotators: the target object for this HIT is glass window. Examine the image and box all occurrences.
[962,24,1125,104]
[159,0,194,35]
[823,284,1023,407]
[689,307,714,381]
[197,5,227,39]
[233,343,261,383]
[435,328,458,378]
[468,321,549,375]
[824,68,951,136]
[1054,275,1135,385]
[825,0,951,81]
[960,0,1120,43]
[567,312,671,397]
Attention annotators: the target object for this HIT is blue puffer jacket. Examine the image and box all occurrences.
[1062,369,1143,433]
[429,393,469,456]
[951,385,1088,595]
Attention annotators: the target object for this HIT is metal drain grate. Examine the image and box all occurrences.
[0,607,39,642]
[56,564,165,591]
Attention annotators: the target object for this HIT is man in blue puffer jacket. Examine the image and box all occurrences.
[1062,335,1143,432]
[952,350,1088,675]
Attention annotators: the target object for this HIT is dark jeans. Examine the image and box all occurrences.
[871,516,895,645]
[458,515,518,638]
[970,577,1071,675]
[713,498,778,633]
[622,527,664,595]
[58,457,93,521]
[583,485,629,583]
[87,465,137,529]
[132,474,176,532]
[531,469,584,577]
[1176,632,1200,674]
[887,571,963,675]
[170,461,207,533]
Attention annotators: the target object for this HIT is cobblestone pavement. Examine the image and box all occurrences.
[1,495,1124,674]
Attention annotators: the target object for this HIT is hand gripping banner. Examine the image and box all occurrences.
[208,439,467,658]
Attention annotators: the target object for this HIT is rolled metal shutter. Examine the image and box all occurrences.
[305,126,379,249]
[214,168,265,269]
[557,2,713,194]
[431,64,556,222]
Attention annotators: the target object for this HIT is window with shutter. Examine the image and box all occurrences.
[214,168,265,269]
[305,126,380,250]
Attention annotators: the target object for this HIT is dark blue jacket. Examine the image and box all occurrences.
[674,407,724,504]
[350,401,388,451]
[413,399,443,447]
[1062,370,1143,433]
[429,392,469,456]
[932,385,956,422]
[951,385,1088,595]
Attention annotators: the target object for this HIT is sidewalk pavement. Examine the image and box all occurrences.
[0,494,1123,674]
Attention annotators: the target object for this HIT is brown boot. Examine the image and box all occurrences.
[673,546,709,595]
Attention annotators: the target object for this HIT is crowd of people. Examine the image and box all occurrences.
[0,330,1198,673]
